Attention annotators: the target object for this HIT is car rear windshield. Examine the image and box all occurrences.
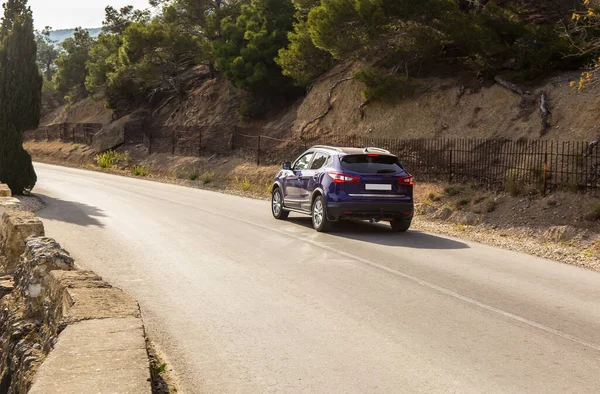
[340,155,404,174]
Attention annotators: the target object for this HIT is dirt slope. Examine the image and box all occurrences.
[293,64,598,142]
[41,98,113,126]
[43,63,600,145]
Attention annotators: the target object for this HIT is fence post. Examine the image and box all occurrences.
[257,135,261,166]
[72,126,75,143]
[543,151,548,196]
[448,149,453,183]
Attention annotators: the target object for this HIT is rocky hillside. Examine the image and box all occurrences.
[43,63,599,147]
[292,65,599,142]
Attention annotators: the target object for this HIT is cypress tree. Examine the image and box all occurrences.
[0,0,42,194]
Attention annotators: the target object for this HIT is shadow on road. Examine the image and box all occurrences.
[36,194,106,227]
[287,217,469,250]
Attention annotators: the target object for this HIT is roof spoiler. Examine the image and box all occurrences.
[364,147,392,155]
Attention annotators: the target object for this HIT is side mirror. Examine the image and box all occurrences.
[282,162,292,171]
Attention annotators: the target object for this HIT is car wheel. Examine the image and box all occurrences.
[312,195,332,232]
[390,219,411,232]
[272,188,289,220]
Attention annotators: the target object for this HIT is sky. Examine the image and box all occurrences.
[26,0,151,30]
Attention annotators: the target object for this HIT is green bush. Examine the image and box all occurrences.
[96,150,120,168]
[200,170,215,185]
[355,68,416,103]
[237,100,250,123]
[453,198,471,210]
[131,165,149,177]
[234,176,252,191]
[188,168,201,181]
[444,185,463,197]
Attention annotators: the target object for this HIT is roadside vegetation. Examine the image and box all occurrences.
[34,1,600,117]
[131,165,149,177]
[95,150,130,168]
[0,0,41,194]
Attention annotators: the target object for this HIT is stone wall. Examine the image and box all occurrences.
[0,207,151,393]
[1,212,44,273]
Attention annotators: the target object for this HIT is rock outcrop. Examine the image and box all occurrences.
[0,184,11,197]
[0,210,151,393]
[0,212,44,273]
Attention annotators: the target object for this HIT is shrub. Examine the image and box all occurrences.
[485,199,497,213]
[200,170,215,185]
[355,68,417,103]
[505,169,522,196]
[234,176,252,191]
[444,185,463,197]
[188,168,201,181]
[72,144,80,150]
[585,202,600,222]
[426,192,441,202]
[454,198,471,210]
[131,166,149,177]
[96,150,119,168]
[547,200,558,207]
[237,100,250,123]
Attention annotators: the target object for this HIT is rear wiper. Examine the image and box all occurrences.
[377,170,396,174]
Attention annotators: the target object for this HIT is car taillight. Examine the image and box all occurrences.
[328,172,360,183]
[398,175,414,186]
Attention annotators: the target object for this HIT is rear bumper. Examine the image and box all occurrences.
[326,201,414,221]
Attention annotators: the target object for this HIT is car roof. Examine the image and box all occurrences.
[310,145,395,156]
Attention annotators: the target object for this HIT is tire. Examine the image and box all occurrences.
[312,195,332,232]
[272,188,289,220]
[390,219,411,232]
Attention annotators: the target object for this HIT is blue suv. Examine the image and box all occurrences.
[271,146,414,232]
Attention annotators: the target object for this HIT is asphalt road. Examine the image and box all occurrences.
[34,162,600,394]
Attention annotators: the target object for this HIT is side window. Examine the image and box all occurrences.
[294,152,315,171]
[310,153,329,170]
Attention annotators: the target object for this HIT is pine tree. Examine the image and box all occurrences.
[0,0,42,194]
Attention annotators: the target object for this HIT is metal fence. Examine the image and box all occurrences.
[24,123,103,145]
[298,134,600,192]
[123,122,234,156]
[25,123,600,192]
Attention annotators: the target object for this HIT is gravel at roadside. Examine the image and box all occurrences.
[14,195,45,212]
[413,218,600,272]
